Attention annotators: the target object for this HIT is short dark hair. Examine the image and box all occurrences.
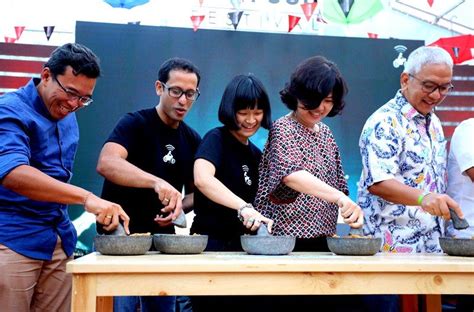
[158,57,201,86]
[218,74,272,130]
[280,56,347,117]
[44,43,101,79]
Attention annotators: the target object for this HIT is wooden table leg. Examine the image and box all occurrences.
[423,295,442,312]
[97,297,113,312]
[400,294,418,312]
[71,275,96,312]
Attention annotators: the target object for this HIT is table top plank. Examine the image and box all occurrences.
[67,252,474,274]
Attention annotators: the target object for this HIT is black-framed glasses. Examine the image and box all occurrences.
[160,82,200,101]
[53,76,93,110]
[408,74,454,96]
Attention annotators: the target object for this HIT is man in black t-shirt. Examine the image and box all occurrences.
[96,58,201,312]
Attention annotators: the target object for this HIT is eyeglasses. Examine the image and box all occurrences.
[53,76,93,110]
[408,74,454,96]
[160,82,200,101]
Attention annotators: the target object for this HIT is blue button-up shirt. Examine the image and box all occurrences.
[0,79,78,260]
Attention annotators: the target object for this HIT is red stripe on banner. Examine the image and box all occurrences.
[443,96,474,107]
[454,66,474,76]
[0,42,56,58]
[0,59,45,73]
[437,110,474,122]
[451,80,474,92]
[0,76,31,88]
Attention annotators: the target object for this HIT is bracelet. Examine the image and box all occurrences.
[83,192,92,206]
[237,203,253,221]
[417,191,431,206]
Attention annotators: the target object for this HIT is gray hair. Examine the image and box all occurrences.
[403,46,453,75]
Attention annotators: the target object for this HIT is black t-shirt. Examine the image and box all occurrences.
[191,127,262,239]
[99,108,201,234]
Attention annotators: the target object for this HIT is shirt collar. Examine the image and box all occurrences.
[22,78,53,120]
[391,89,432,123]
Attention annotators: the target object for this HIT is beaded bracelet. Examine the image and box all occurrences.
[237,203,253,221]
[417,191,431,206]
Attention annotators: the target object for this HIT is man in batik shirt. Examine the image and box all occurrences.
[358,46,464,253]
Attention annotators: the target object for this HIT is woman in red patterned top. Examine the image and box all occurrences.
[254,55,363,251]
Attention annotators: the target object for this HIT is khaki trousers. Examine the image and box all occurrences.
[0,237,73,312]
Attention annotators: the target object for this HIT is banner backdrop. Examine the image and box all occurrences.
[72,21,422,250]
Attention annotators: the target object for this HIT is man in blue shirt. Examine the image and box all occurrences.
[0,43,130,311]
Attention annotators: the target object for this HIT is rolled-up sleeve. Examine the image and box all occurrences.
[0,106,30,179]
[263,121,304,204]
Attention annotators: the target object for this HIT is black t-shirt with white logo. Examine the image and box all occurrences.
[191,127,261,240]
[99,108,201,234]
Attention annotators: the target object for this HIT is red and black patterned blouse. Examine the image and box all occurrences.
[254,114,348,238]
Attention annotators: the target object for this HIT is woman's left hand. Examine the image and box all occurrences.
[337,195,364,228]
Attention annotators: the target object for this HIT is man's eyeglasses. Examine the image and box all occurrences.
[160,82,200,101]
[53,76,93,110]
[408,74,454,96]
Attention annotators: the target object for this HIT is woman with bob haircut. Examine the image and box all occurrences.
[254,55,363,252]
[191,73,273,251]
[190,74,273,312]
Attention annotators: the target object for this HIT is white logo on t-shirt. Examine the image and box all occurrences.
[242,165,252,186]
[163,144,176,164]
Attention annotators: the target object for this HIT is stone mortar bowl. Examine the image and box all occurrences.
[153,234,208,254]
[326,236,382,256]
[94,235,152,256]
[439,237,474,257]
[240,235,296,255]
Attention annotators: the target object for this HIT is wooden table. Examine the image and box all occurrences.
[67,252,473,311]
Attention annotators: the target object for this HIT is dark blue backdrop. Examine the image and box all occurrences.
[71,21,422,249]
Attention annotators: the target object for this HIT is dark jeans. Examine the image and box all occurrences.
[362,295,400,312]
[113,296,176,312]
[176,296,193,312]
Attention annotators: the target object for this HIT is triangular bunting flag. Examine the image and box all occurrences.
[190,15,205,32]
[44,26,55,41]
[300,2,318,21]
[4,37,16,43]
[338,0,354,18]
[228,11,243,30]
[427,0,434,7]
[288,15,301,33]
[14,26,25,40]
[367,32,378,39]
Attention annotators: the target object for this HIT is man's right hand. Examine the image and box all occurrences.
[153,179,183,226]
[84,192,130,234]
[421,193,463,220]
